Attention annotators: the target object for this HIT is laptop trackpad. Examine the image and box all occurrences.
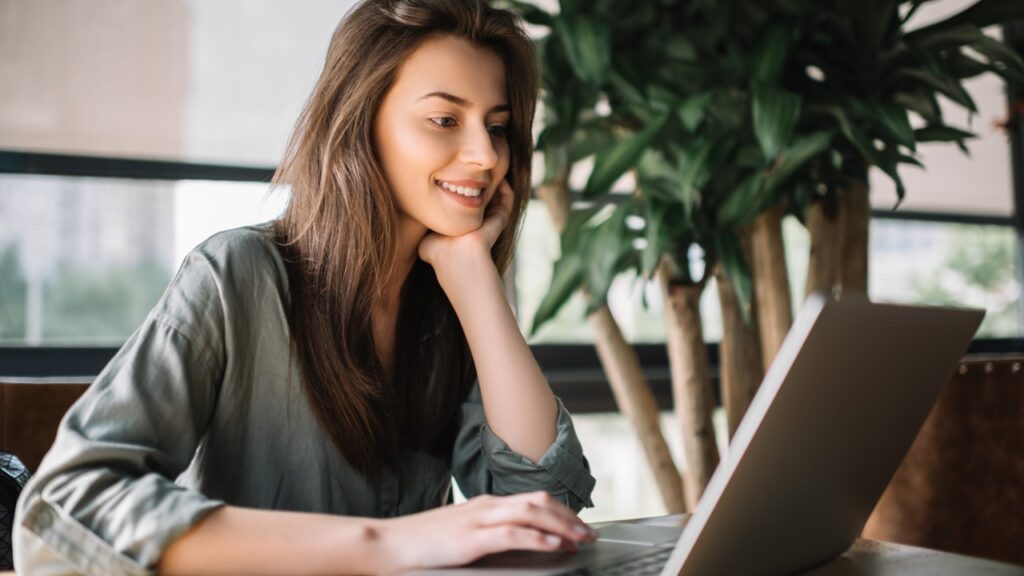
[595,523,683,545]
[467,540,648,572]
[460,524,684,573]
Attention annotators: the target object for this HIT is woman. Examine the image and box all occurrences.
[13,0,597,574]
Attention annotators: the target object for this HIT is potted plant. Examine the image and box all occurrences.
[507,0,1024,509]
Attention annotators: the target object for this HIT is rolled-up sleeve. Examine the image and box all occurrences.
[451,383,596,512]
[13,251,229,575]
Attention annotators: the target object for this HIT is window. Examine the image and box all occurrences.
[0,173,286,345]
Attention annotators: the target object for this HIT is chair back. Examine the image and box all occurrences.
[864,354,1024,566]
[0,378,91,473]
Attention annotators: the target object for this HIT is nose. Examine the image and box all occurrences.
[457,124,498,170]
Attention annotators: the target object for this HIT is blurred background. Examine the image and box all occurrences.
[0,0,1021,525]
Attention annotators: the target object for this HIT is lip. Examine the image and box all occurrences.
[435,179,485,208]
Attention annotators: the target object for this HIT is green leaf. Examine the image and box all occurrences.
[561,205,603,253]
[752,86,803,160]
[892,91,942,124]
[584,203,633,310]
[749,24,792,83]
[607,70,646,107]
[666,35,697,62]
[877,150,908,204]
[676,135,739,218]
[636,148,684,203]
[570,127,617,163]
[642,198,675,279]
[913,25,1023,70]
[647,84,678,113]
[715,232,754,325]
[897,153,925,168]
[905,1,1024,41]
[530,254,584,336]
[891,68,977,112]
[967,32,1024,70]
[583,114,668,198]
[559,0,586,17]
[555,15,611,87]
[717,172,765,228]
[828,106,906,200]
[858,101,916,151]
[677,138,715,214]
[678,92,713,132]
[943,50,991,79]
[530,205,603,334]
[763,130,835,194]
[914,125,977,142]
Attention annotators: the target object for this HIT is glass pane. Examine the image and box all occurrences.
[571,409,729,523]
[0,173,286,345]
[0,0,352,166]
[870,220,1021,337]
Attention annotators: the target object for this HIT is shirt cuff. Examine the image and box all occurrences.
[480,397,596,511]
[17,488,224,575]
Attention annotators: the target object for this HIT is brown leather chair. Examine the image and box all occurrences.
[0,378,91,473]
[0,379,89,575]
[864,354,1024,566]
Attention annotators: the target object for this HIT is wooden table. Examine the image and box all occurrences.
[608,514,1024,575]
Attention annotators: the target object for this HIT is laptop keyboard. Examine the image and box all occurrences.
[555,545,673,575]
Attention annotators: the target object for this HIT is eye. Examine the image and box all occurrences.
[487,124,508,138]
[429,116,458,129]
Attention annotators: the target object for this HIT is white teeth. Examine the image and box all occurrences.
[437,180,482,198]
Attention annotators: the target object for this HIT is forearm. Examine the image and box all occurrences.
[158,505,385,575]
[440,255,558,463]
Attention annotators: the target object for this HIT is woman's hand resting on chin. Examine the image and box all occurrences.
[417,179,514,283]
[371,491,598,575]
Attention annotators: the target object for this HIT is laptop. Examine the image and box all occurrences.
[412,292,984,575]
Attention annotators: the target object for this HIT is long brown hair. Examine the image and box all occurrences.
[272,0,538,478]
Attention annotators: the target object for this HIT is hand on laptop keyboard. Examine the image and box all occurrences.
[372,490,598,573]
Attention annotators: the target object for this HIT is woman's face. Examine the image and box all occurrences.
[375,35,511,238]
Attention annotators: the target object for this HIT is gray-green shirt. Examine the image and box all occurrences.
[14,225,595,575]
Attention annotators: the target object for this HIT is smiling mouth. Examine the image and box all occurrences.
[435,179,484,198]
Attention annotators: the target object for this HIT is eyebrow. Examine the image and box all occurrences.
[417,91,511,114]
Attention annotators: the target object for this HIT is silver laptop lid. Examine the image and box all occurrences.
[664,293,984,576]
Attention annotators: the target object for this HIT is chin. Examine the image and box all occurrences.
[429,220,482,237]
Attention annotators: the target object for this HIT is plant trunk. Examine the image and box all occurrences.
[804,198,842,298]
[714,259,765,440]
[538,177,686,513]
[749,205,793,371]
[839,179,870,295]
[749,203,794,368]
[658,262,719,509]
[588,309,687,512]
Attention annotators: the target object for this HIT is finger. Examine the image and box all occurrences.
[484,180,514,221]
[472,525,565,557]
[477,182,514,244]
[483,491,598,541]
[478,499,589,544]
[519,491,594,537]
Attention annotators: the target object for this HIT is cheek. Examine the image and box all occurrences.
[387,127,451,173]
[381,127,456,205]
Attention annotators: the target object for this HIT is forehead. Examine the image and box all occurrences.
[389,35,507,107]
